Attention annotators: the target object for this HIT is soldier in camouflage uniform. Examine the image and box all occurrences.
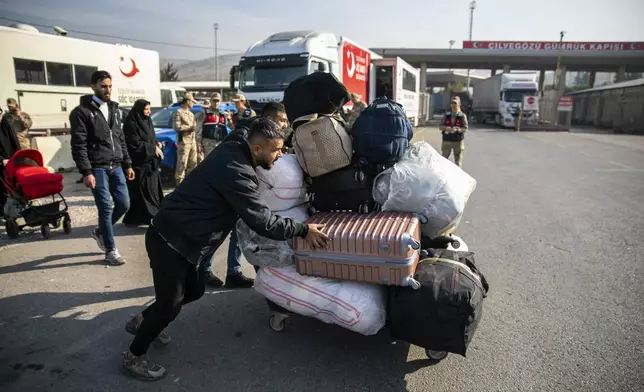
[348,93,367,129]
[4,98,33,150]
[202,93,233,157]
[439,96,469,168]
[172,93,198,184]
[232,93,256,128]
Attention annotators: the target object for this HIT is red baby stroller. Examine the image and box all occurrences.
[1,149,71,239]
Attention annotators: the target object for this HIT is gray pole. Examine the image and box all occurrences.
[466,1,476,92]
[214,23,219,81]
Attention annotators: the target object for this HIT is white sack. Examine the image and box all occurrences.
[374,141,477,239]
[255,265,387,336]
[236,204,310,268]
[257,154,309,212]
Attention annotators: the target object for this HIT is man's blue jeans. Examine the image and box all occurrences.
[205,227,242,276]
[91,168,130,251]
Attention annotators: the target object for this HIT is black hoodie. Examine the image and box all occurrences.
[70,95,132,176]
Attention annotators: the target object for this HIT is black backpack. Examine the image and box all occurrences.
[351,97,413,165]
[388,248,489,357]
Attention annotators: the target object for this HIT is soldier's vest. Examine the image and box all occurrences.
[233,108,253,127]
[442,111,466,142]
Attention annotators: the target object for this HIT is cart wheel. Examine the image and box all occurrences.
[269,314,286,332]
[425,349,448,361]
[5,219,19,239]
[63,216,72,234]
[41,224,51,239]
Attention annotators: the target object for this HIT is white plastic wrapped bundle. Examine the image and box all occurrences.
[256,154,309,212]
[374,141,477,239]
[236,203,310,268]
[255,265,387,336]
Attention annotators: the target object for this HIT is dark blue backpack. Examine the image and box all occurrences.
[351,97,413,165]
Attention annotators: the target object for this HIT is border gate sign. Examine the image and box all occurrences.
[558,96,574,112]
[523,95,538,111]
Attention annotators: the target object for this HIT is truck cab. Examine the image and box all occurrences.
[498,74,539,127]
[230,31,339,113]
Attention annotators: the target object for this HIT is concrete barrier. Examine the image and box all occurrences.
[31,135,76,172]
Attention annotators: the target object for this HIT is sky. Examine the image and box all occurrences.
[2,0,644,61]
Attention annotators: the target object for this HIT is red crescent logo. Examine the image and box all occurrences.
[472,41,481,49]
[630,43,639,50]
[119,56,140,78]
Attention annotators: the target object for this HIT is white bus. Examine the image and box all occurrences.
[0,24,162,131]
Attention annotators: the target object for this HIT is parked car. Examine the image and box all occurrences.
[152,103,236,176]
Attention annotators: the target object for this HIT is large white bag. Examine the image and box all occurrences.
[236,204,310,268]
[374,141,477,239]
[256,154,309,212]
[255,265,387,336]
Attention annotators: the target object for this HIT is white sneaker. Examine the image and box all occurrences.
[105,249,126,266]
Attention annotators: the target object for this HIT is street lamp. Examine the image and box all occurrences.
[213,23,219,80]
[466,1,476,92]
[449,40,455,49]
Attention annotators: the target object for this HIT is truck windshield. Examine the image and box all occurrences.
[240,65,307,91]
[504,89,538,103]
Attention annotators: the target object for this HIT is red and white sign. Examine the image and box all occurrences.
[523,95,538,111]
[557,96,574,112]
[342,41,371,101]
[119,56,140,78]
[463,41,644,51]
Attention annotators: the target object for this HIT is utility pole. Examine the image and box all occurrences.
[554,30,566,125]
[466,1,476,92]
[213,23,219,81]
[449,40,455,71]
[554,30,566,89]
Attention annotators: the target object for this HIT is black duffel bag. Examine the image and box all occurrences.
[388,248,489,357]
[283,72,351,126]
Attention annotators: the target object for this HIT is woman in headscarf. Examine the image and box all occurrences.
[0,113,21,210]
[122,99,164,226]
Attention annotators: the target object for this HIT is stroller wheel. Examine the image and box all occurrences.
[41,224,51,239]
[425,349,448,361]
[5,219,19,239]
[63,215,72,234]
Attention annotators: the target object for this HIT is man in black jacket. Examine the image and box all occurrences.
[70,70,134,266]
[122,117,329,381]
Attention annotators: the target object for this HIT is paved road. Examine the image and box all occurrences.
[1,127,643,392]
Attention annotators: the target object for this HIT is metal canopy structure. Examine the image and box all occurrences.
[370,48,644,73]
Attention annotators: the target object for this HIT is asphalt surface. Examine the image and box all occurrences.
[1,126,643,392]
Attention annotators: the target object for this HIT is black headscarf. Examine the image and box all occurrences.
[124,99,157,167]
[128,99,153,139]
[0,113,21,164]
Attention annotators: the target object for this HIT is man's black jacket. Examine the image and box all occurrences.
[70,95,132,176]
[152,137,308,266]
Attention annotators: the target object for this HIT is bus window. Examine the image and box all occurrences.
[161,89,173,106]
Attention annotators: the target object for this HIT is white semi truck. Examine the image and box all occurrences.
[230,31,420,125]
[0,24,163,132]
[472,72,539,128]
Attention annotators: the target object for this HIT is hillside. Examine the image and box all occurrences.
[162,54,241,81]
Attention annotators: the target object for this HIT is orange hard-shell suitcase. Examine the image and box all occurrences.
[293,212,422,289]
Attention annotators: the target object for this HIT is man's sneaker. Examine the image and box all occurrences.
[91,228,106,252]
[205,271,224,288]
[105,249,126,266]
[125,314,172,345]
[123,351,166,381]
[224,272,254,289]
